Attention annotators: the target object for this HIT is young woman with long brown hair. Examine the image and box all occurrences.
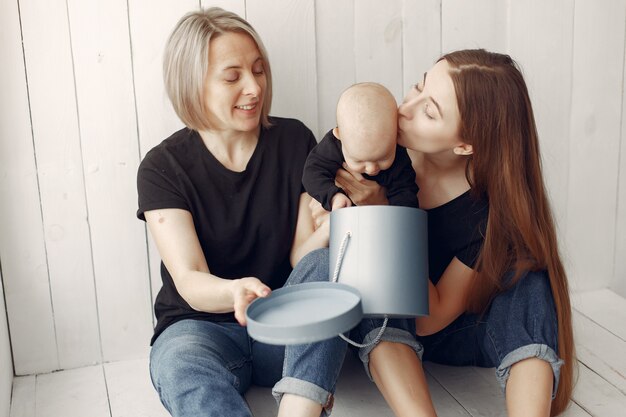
[329,49,575,416]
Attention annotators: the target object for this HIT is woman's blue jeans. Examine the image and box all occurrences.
[149,248,420,417]
[418,269,564,398]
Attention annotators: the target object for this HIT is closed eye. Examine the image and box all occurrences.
[224,71,239,82]
[424,103,434,119]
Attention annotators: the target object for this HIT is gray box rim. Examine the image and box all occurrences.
[246,282,364,345]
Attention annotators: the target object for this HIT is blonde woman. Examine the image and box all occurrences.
[138,8,340,417]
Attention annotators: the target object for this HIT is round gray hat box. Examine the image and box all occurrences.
[329,205,429,318]
[245,205,429,345]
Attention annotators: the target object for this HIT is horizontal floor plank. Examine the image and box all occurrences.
[9,376,35,417]
[572,289,626,341]
[35,365,110,417]
[562,401,593,417]
[573,310,626,394]
[104,358,169,417]
[572,362,626,416]
[424,363,506,417]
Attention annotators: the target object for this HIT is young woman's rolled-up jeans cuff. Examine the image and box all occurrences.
[358,327,424,381]
[272,378,335,416]
[495,343,564,399]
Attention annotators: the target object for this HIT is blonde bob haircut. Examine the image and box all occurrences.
[163,7,273,131]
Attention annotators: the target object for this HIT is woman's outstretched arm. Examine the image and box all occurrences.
[145,208,269,325]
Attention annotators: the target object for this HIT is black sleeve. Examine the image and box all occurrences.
[455,199,488,268]
[302,131,345,211]
[380,146,419,208]
[456,240,483,269]
[136,148,188,221]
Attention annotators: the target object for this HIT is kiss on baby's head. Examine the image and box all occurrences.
[333,82,398,176]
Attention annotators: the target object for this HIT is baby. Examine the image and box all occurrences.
[303,82,418,211]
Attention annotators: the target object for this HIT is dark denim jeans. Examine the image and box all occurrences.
[418,270,563,398]
[149,248,420,417]
[272,248,421,414]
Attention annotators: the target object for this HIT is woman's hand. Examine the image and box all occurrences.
[231,277,271,326]
[309,198,330,230]
[335,163,389,206]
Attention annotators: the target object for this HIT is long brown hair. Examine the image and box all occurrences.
[441,49,575,416]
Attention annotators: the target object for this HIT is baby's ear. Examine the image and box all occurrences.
[453,142,473,156]
[332,127,341,140]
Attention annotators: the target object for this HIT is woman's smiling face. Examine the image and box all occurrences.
[203,31,267,133]
[397,59,464,155]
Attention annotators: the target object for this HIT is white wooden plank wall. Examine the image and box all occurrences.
[1,0,625,378]
[615,28,626,297]
[565,0,626,292]
[0,0,58,376]
[19,0,104,373]
[508,0,574,232]
[402,0,441,95]
[247,0,319,134]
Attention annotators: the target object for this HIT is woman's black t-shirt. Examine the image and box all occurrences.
[136,117,316,344]
[425,191,489,284]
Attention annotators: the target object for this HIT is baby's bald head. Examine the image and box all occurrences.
[334,83,398,175]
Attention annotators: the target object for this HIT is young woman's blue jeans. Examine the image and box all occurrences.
[149,248,420,417]
[418,269,564,398]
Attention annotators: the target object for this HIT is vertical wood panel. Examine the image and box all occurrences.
[355,0,404,102]
[129,0,198,317]
[66,0,153,362]
[613,36,626,297]
[17,0,103,373]
[507,0,574,261]
[0,0,58,375]
[442,0,507,53]
[315,0,355,140]
[246,0,318,135]
[20,0,102,371]
[402,0,442,95]
[130,0,194,159]
[566,0,625,291]
[0,271,12,417]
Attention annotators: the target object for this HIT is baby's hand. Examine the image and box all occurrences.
[331,193,352,211]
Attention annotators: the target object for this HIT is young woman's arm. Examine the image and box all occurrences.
[290,193,330,266]
[415,257,475,336]
[144,208,269,325]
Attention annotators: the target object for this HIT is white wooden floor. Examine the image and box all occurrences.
[9,289,626,417]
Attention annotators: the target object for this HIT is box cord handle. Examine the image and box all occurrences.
[332,231,388,348]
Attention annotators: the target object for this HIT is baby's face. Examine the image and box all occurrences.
[341,133,396,176]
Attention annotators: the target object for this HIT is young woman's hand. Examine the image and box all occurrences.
[335,163,389,206]
[309,198,331,230]
[230,277,271,326]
